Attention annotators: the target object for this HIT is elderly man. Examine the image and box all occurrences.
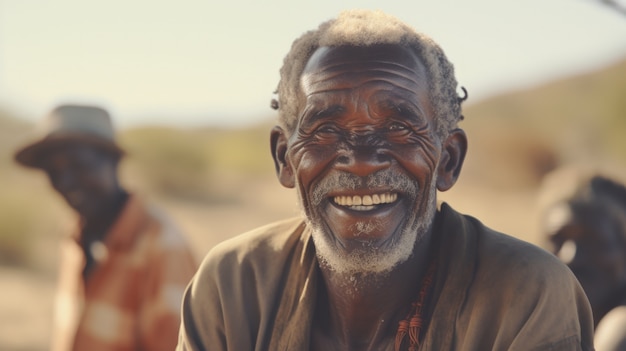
[15,104,197,351]
[177,10,594,350]
[541,172,626,350]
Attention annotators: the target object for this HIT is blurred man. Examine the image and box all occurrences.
[542,172,626,350]
[15,104,197,351]
[177,10,594,350]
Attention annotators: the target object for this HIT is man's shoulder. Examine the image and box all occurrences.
[441,205,594,351]
[442,203,571,280]
[200,217,308,274]
[188,217,310,302]
[479,225,554,262]
[209,217,306,253]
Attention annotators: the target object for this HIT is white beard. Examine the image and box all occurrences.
[299,171,438,277]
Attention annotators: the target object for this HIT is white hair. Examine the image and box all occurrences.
[273,9,466,138]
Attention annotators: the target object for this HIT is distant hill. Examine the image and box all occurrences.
[118,122,277,202]
[460,56,626,189]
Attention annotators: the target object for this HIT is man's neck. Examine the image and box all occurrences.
[79,190,129,281]
[81,190,129,243]
[311,233,434,350]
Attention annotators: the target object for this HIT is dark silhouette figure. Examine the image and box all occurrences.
[543,173,626,350]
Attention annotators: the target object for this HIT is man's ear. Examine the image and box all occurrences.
[270,126,295,188]
[436,128,467,192]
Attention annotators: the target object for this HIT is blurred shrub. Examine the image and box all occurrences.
[0,187,37,265]
[121,127,213,201]
[119,122,276,201]
[203,123,275,176]
[0,112,36,266]
[0,111,66,269]
[463,56,626,188]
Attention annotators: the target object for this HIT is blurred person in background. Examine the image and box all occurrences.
[177,10,594,351]
[14,104,197,351]
[541,170,626,350]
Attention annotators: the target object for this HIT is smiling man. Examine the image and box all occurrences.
[15,104,197,351]
[177,10,594,351]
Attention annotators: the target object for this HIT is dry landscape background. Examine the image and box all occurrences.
[1,56,625,350]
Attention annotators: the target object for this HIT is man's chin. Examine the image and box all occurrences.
[308,221,418,276]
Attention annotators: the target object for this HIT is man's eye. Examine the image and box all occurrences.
[388,123,408,131]
[316,124,338,134]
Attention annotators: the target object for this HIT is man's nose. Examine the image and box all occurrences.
[334,144,391,177]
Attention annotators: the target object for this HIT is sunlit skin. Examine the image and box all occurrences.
[41,144,127,244]
[547,205,626,326]
[271,45,467,350]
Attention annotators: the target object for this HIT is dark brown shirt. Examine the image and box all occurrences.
[177,203,594,350]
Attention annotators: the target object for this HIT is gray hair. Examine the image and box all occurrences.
[271,9,467,138]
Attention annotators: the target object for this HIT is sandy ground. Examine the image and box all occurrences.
[0,267,56,351]
[0,174,544,351]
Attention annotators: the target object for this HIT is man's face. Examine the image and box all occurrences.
[546,203,626,323]
[282,45,444,274]
[41,144,120,220]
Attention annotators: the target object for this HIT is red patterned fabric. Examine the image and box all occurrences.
[52,195,197,351]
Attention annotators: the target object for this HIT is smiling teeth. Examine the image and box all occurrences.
[333,193,398,207]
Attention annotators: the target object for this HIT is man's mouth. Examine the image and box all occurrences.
[332,192,398,211]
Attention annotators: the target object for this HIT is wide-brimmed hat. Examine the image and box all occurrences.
[14,104,125,168]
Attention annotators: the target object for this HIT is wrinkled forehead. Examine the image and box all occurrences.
[298,44,433,121]
[302,44,428,81]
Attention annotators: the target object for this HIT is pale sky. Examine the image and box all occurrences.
[1,0,625,128]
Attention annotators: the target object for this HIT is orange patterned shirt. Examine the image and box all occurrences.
[52,195,197,351]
